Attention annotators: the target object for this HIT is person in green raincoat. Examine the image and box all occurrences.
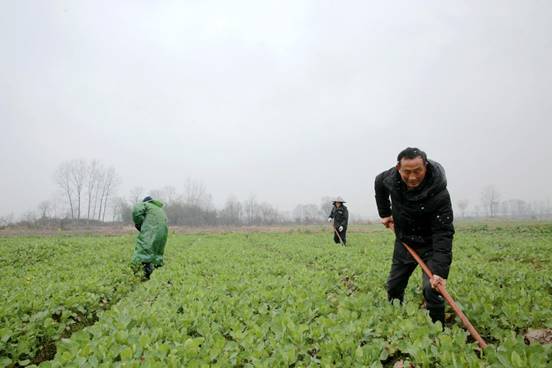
[132,196,169,279]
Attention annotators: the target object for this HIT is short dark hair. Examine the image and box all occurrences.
[397,147,428,163]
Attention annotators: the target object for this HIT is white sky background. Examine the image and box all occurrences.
[1,0,552,218]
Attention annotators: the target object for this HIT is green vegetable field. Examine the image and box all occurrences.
[1,224,551,367]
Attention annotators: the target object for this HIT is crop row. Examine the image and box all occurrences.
[1,227,551,367]
[0,236,140,367]
[43,230,551,367]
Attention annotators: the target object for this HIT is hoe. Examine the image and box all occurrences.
[387,224,488,349]
[401,240,488,349]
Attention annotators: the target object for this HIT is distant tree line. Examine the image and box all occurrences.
[454,185,552,219]
[1,161,551,229]
[110,188,339,227]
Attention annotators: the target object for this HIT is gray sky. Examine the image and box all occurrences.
[2,0,552,218]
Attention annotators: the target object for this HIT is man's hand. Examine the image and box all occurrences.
[430,275,446,289]
[338,225,343,232]
[381,216,394,230]
[327,217,333,223]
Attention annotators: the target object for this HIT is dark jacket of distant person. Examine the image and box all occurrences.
[329,204,349,230]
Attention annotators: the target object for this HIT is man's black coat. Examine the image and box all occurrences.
[374,160,455,278]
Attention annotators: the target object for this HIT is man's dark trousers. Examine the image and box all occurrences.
[387,239,445,324]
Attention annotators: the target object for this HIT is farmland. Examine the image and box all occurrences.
[1,223,551,367]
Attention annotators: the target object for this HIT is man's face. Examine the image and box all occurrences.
[397,157,427,189]
[335,202,342,208]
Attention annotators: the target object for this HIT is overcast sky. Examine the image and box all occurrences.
[2,0,551,218]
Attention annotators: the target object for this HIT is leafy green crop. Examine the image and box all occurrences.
[1,225,551,367]
[0,236,141,367]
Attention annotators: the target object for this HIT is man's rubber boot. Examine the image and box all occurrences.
[143,263,154,280]
[428,306,445,329]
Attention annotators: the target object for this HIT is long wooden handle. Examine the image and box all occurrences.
[333,224,345,245]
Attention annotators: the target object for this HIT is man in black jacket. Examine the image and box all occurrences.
[374,147,454,325]
[328,197,349,245]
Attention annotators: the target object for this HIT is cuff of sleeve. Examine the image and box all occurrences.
[428,260,449,279]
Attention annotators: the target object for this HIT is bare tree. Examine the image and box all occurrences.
[85,160,102,223]
[71,159,87,223]
[481,185,501,217]
[219,195,242,225]
[91,169,105,220]
[184,178,210,208]
[243,195,257,225]
[98,167,119,221]
[162,186,179,204]
[38,200,52,219]
[54,159,87,222]
[202,193,215,212]
[257,202,283,225]
[457,199,469,218]
[54,162,76,220]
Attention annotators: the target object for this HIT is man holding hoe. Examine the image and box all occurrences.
[374,147,454,325]
[328,197,349,245]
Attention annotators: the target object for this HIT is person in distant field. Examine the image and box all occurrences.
[374,147,454,326]
[131,196,169,280]
[327,197,349,245]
